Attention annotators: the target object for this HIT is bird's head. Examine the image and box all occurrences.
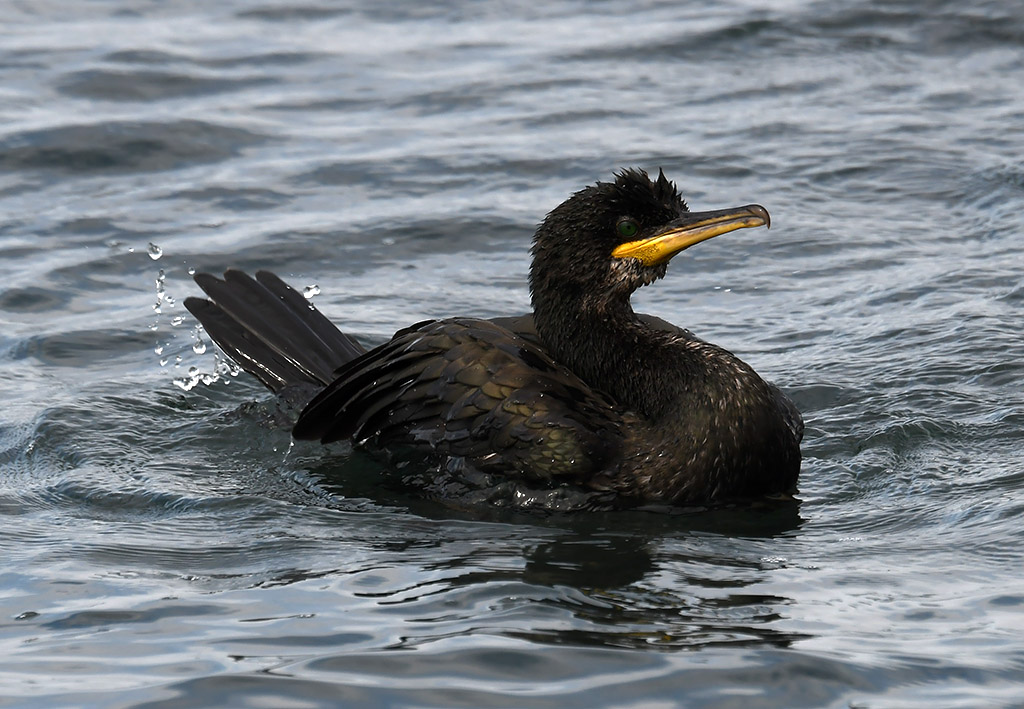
[529,168,770,310]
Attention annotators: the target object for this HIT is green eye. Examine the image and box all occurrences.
[617,219,639,238]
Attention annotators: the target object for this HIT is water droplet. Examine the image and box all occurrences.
[216,356,237,377]
[148,243,163,260]
[190,325,207,354]
[188,267,196,275]
[171,315,184,326]
[154,345,164,355]
[303,284,321,299]
[153,269,167,313]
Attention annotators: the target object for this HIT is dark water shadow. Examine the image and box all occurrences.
[266,451,812,653]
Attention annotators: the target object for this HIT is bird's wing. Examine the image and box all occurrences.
[292,317,624,484]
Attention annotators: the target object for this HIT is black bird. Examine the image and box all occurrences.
[184,169,802,508]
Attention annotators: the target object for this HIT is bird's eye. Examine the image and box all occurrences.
[617,218,639,239]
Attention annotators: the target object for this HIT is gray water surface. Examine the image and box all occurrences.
[2,1,1023,707]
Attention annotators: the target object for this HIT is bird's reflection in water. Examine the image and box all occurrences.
[295,455,808,652]
[508,502,806,650]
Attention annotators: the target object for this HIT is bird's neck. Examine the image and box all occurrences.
[532,290,683,420]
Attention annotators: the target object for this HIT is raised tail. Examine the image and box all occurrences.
[184,269,364,398]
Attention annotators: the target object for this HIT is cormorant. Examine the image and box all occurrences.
[184,169,802,507]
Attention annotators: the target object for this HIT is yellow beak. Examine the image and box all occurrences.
[610,204,770,266]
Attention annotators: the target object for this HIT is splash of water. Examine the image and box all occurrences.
[153,268,166,314]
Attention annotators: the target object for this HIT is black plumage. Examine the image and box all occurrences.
[184,169,802,507]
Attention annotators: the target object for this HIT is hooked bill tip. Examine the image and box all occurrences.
[747,204,770,229]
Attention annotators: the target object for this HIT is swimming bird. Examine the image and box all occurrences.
[184,169,802,507]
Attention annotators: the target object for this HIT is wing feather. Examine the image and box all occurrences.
[293,317,623,482]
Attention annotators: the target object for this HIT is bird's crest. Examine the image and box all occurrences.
[611,167,688,213]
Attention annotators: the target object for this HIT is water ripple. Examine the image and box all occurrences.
[0,120,269,174]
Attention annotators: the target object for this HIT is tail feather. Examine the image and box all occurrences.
[253,271,365,360]
[184,269,365,395]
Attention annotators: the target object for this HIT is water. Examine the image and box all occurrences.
[2,0,1023,706]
